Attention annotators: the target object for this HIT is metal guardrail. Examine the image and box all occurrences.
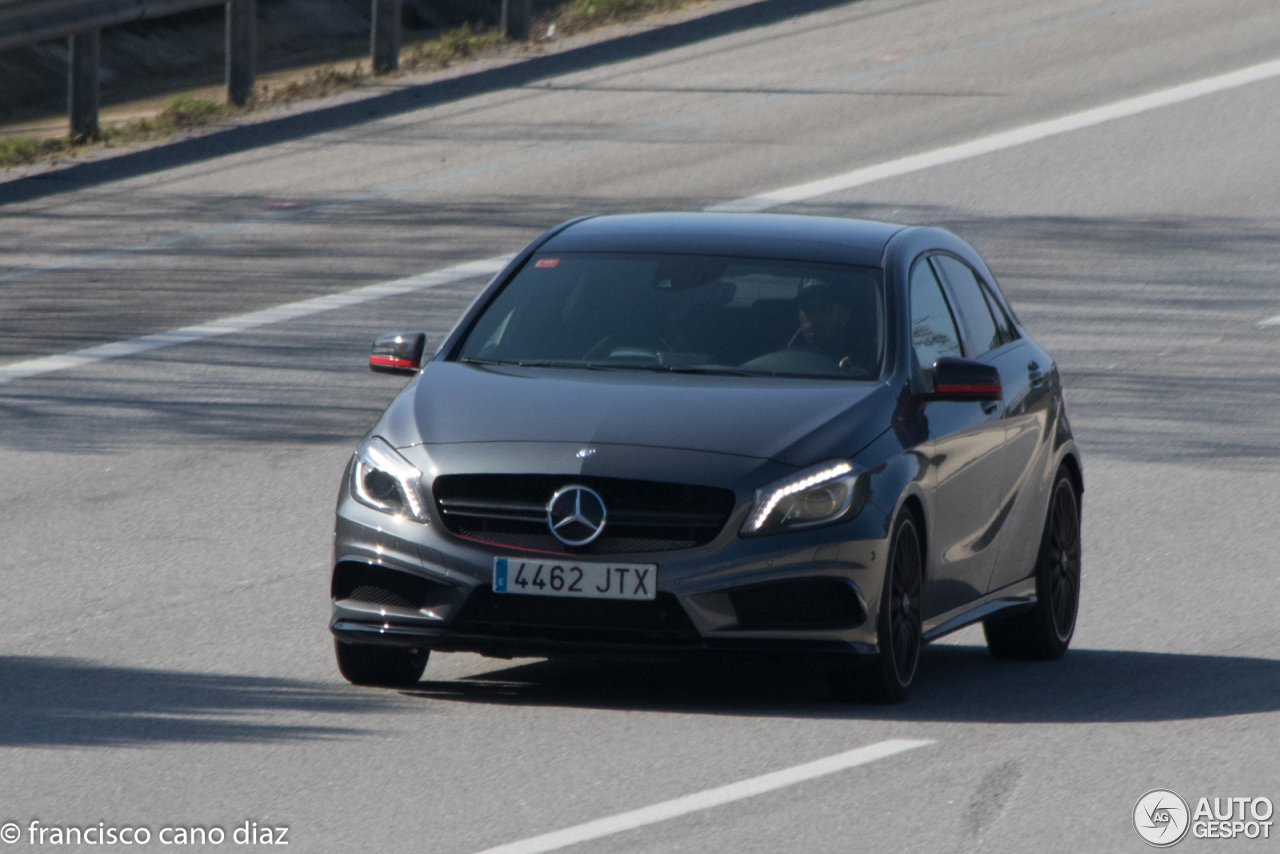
[0,0,227,52]
[1,0,535,139]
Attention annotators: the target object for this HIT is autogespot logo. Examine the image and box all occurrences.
[1135,789,1191,847]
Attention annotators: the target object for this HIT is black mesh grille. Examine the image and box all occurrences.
[433,474,736,555]
[451,587,700,644]
[332,563,433,610]
[349,585,415,608]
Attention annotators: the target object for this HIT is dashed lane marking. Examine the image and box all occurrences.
[470,740,934,854]
[707,57,1280,212]
[0,256,511,384]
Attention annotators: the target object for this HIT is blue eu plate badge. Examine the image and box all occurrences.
[494,558,509,592]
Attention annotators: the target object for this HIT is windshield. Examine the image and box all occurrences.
[455,253,885,379]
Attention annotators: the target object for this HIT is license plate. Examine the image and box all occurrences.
[492,557,657,601]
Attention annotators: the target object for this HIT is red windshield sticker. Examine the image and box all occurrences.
[535,258,559,268]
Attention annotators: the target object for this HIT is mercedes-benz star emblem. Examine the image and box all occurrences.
[547,485,607,546]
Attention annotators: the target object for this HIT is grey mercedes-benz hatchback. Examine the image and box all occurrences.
[330,213,1083,702]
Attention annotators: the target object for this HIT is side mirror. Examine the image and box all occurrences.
[924,357,1002,401]
[369,332,427,376]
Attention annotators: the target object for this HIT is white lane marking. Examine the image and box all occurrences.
[708,57,1280,212]
[9,56,1280,382]
[471,739,933,854]
[0,256,512,384]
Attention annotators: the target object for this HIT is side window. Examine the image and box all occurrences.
[980,281,1019,345]
[909,258,963,380]
[932,255,1001,357]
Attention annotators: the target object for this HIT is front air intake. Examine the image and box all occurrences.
[728,577,867,630]
[332,562,435,610]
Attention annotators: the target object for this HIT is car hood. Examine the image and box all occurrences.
[375,362,895,467]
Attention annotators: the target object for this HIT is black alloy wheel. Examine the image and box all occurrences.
[984,469,1081,660]
[334,640,430,687]
[831,509,924,703]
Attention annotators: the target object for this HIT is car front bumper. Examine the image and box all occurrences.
[330,441,896,662]
[331,504,890,662]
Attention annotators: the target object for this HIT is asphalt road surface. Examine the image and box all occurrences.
[2,0,1279,851]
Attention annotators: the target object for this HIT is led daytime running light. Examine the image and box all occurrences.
[747,461,854,532]
[353,437,427,522]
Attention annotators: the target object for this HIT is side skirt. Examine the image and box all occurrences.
[921,577,1037,643]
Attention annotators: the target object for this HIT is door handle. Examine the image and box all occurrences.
[1028,361,1046,388]
[981,401,1000,415]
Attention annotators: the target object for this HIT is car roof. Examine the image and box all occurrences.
[540,212,905,267]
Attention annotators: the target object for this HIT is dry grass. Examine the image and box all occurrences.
[157,93,232,127]
[0,136,61,166]
[0,94,235,167]
[0,67,383,168]
[554,0,691,35]
[253,64,369,106]
[403,24,509,72]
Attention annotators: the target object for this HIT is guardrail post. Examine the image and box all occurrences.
[68,29,100,140]
[501,0,531,41]
[371,0,402,73]
[226,0,256,106]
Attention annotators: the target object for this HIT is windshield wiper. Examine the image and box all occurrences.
[638,365,760,377]
[459,357,820,377]
[620,364,863,380]
[459,357,608,370]
[514,360,613,370]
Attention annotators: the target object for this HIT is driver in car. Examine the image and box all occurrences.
[794,281,858,372]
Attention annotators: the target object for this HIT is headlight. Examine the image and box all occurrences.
[741,460,867,535]
[350,437,428,522]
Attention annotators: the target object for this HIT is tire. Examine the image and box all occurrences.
[334,640,429,687]
[984,469,1081,661]
[830,509,924,703]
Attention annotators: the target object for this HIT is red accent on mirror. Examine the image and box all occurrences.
[370,355,415,368]
[534,258,559,268]
[934,383,1002,395]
